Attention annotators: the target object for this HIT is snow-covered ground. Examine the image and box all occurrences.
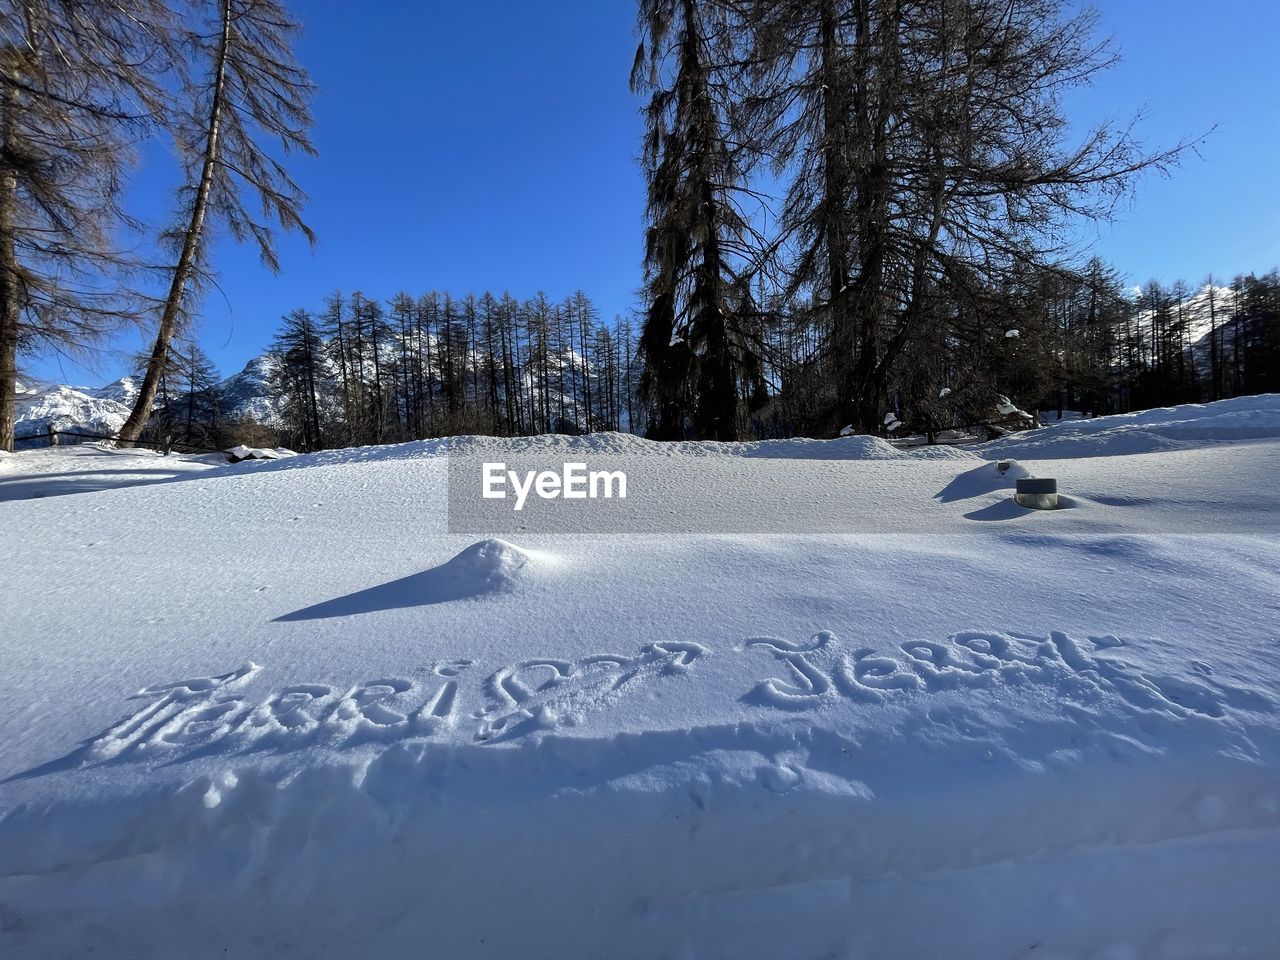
[2,397,1279,959]
[0,444,225,503]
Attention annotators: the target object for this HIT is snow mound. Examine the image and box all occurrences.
[247,429,981,473]
[447,538,531,585]
[269,540,535,622]
[225,445,297,462]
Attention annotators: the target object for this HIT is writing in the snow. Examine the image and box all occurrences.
[64,628,1235,770]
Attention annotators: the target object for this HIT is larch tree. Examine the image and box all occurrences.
[271,307,324,450]
[632,0,767,441]
[858,0,1192,433]
[739,0,861,433]
[0,0,171,450]
[117,0,316,445]
[732,0,1193,434]
[175,340,223,446]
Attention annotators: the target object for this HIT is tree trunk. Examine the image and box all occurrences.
[819,0,853,433]
[0,69,20,453]
[846,0,900,434]
[0,167,18,453]
[117,0,232,446]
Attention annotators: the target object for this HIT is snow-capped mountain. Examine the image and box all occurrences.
[13,380,136,444]
[1129,283,1241,362]
[217,354,284,425]
[14,359,284,445]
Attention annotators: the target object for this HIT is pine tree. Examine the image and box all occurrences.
[271,308,324,450]
[173,341,223,447]
[0,0,171,450]
[118,0,316,445]
[632,0,767,440]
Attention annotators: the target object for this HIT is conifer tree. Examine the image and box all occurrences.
[632,0,767,440]
[0,0,171,450]
[118,0,316,445]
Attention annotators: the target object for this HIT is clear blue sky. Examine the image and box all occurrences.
[28,0,1280,386]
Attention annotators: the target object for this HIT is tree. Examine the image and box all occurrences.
[173,341,223,447]
[632,0,768,440]
[271,308,324,450]
[118,0,316,445]
[0,0,170,450]
[318,290,353,440]
[740,0,862,434]
[733,0,1194,434]
[390,291,418,436]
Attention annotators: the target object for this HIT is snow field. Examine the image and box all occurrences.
[1,396,1279,958]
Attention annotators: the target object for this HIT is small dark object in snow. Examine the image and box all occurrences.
[1015,477,1058,509]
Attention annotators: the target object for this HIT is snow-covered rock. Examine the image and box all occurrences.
[224,444,297,462]
[994,395,1034,421]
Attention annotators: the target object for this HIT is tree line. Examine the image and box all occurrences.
[136,264,1278,453]
[4,0,1276,454]
[264,289,638,452]
[928,262,1280,435]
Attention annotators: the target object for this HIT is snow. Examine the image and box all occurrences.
[2,397,1280,958]
[986,394,1280,459]
[996,394,1022,417]
[218,354,284,425]
[0,444,224,503]
[224,444,297,462]
[14,357,282,443]
[77,376,140,406]
[13,383,134,444]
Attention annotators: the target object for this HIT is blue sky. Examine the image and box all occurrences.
[29,0,1280,386]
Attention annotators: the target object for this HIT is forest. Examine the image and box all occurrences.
[2,0,1277,454]
[138,268,1279,453]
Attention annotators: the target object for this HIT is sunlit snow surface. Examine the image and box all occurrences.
[2,397,1279,959]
